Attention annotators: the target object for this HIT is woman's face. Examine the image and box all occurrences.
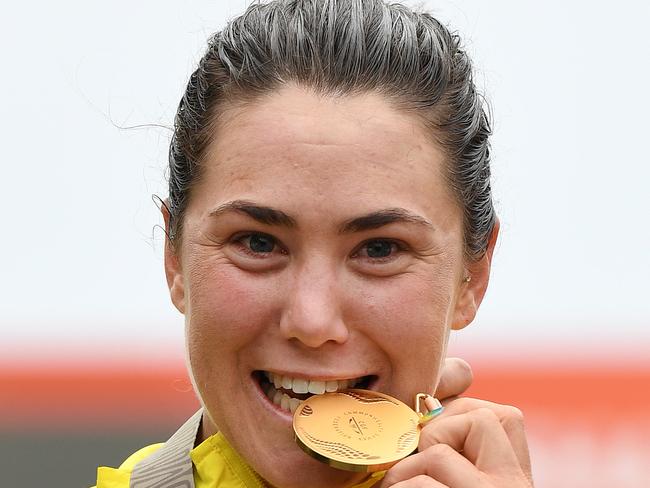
[164,85,488,488]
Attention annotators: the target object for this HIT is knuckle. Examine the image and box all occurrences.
[427,442,457,459]
[500,405,526,429]
[409,474,435,487]
[472,407,500,423]
[502,405,525,421]
[413,474,432,488]
[449,396,474,410]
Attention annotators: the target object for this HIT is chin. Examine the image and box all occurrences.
[219,410,370,488]
[203,369,382,488]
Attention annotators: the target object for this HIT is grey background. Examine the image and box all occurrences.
[0,429,169,487]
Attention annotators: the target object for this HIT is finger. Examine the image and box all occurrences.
[419,408,524,478]
[434,358,473,401]
[385,474,450,488]
[379,444,480,488]
[433,397,532,480]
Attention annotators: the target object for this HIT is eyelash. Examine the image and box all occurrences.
[351,239,406,263]
[231,232,406,262]
[231,232,287,258]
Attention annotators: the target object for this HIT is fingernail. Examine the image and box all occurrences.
[424,396,442,412]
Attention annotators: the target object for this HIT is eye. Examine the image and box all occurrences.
[365,240,394,258]
[355,239,403,261]
[247,233,276,253]
[232,232,284,257]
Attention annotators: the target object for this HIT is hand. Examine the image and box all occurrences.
[433,357,474,402]
[376,397,534,487]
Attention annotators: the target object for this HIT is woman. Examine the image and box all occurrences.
[96,0,533,486]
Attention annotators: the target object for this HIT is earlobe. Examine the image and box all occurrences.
[161,201,186,314]
[451,218,500,330]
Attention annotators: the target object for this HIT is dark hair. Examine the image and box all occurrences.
[167,0,495,260]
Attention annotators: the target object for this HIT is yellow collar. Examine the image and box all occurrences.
[191,432,385,488]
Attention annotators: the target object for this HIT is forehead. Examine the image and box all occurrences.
[194,84,458,224]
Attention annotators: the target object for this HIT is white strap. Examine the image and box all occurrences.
[129,409,203,488]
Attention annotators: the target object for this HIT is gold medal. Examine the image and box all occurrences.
[293,389,443,472]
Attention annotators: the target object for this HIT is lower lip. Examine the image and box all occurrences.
[252,373,295,422]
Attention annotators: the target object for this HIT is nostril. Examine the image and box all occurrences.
[279,284,349,347]
[280,317,350,348]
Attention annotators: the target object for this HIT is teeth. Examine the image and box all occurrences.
[325,380,338,392]
[308,380,326,394]
[273,390,283,405]
[289,398,301,413]
[280,394,290,411]
[261,372,367,412]
[292,378,309,394]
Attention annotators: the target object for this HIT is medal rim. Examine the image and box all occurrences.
[293,389,420,473]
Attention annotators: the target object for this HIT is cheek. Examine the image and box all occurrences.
[356,272,453,333]
[185,257,280,354]
[347,270,456,375]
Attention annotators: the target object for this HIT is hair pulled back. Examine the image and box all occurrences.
[168,0,495,260]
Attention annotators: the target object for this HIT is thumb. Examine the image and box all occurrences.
[434,357,473,402]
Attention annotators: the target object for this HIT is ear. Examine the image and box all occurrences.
[451,218,500,330]
[162,201,186,314]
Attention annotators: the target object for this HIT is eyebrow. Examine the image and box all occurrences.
[339,208,434,234]
[209,200,297,227]
[208,200,433,233]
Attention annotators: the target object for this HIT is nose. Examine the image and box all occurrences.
[279,260,350,348]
